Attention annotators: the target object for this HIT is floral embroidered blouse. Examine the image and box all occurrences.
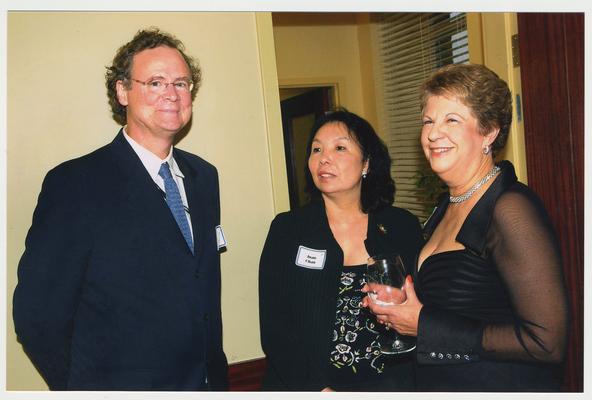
[328,264,391,384]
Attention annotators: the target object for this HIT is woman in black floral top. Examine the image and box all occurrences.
[259,109,423,391]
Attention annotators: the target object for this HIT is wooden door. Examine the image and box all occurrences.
[517,13,584,392]
[280,87,332,209]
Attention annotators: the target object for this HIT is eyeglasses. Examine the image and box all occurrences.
[130,77,194,95]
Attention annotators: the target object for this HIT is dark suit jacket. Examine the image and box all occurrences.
[259,200,423,391]
[13,130,228,390]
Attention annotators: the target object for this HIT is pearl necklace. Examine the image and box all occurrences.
[449,165,501,203]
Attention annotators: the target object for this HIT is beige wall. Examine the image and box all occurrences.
[272,13,378,129]
[7,11,283,389]
[477,13,528,183]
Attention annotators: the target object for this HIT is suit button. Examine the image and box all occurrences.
[195,270,200,278]
[204,313,209,321]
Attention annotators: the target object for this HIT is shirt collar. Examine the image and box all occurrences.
[122,127,185,181]
[424,160,518,255]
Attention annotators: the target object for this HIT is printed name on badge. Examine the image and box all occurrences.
[295,246,327,270]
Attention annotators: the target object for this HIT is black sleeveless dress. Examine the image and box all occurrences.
[413,161,568,392]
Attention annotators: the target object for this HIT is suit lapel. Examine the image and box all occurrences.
[109,130,194,256]
[295,200,344,273]
[297,200,336,246]
[110,130,163,206]
[299,202,399,266]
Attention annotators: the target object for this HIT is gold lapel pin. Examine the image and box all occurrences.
[377,224,387,234]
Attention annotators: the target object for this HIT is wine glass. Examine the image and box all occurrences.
[366,254,416,355]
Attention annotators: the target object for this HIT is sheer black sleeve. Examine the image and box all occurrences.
[481,187,568,362]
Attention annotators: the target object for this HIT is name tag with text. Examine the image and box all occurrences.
[216,225,227,250]
[295,246,326,270]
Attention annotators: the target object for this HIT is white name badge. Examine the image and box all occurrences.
[216,225,227,250]
[295,246,327,270]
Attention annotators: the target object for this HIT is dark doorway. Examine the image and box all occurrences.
[280,86,334,209]
[517,13,584,392]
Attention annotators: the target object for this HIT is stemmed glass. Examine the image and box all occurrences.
[365,254,416,355]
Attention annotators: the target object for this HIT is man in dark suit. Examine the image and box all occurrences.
[13,28,228,391]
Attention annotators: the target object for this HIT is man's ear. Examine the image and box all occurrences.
[116,80,129,106]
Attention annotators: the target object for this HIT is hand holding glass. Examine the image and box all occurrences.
[366,254,416,354]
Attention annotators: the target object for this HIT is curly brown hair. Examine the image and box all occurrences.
[420,63,512,157]
[105,27,202,126]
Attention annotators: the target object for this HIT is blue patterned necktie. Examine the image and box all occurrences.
[158,162,194,254]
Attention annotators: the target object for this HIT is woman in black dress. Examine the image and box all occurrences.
[364,64,568,391]
[259,109,423,391]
